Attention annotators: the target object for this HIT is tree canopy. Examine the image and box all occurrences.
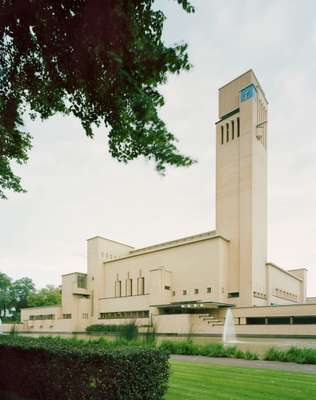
[0,0,195,199]
[9,277,35,313]
[0,272,12,317]
[0,273,35,318]
[27,285,61,308]
[0,271,61,321]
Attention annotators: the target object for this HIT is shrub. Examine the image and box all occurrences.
[0,335,169,400]
[86,323,138,340]
[158,340,259,360]
[120,323,138,341]
[159,339,200,355]
[265,346,316,364]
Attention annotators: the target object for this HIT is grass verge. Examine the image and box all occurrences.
[165,360,316,400]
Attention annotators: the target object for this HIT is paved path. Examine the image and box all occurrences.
[171,354,316,374]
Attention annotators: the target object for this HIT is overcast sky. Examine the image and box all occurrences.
[1,0,316,296]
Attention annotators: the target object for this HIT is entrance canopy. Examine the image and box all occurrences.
[152,300,233,314]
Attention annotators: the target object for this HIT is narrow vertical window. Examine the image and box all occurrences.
[237,117,240,137]
[231,120,234,140]
[126,279,132,296]
[115,280,121,297]
[221,126,224,144]
[137,277,145,295]
[226,123,229,142]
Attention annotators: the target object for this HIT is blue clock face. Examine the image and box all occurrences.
[240,84,256,103]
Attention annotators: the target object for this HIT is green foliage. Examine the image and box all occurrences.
[86,335,261,361]
[0,335,170,400]
[0,272,62,321]
[0,272,11,318]
[158,339,259,360]
[144,325,156,345]
[27,285,61,307]
[0,0,195,199]
[265,346,316,364]
[0,273,35,319]
[9,324,16,335]
[9,277,35,313]
[86,323,138,340]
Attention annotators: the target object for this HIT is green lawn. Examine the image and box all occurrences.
[165,361,316,400]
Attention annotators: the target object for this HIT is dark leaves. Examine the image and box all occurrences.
[0,0,195,198]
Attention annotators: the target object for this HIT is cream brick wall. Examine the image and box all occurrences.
[15,70,311,335]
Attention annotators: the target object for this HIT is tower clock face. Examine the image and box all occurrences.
[240,84,256,103]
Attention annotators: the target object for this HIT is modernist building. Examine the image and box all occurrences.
[15,70,316,336]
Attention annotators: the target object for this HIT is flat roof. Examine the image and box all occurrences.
[87,236,134,248]
[129,231,218,255]
[266,262,303,282]
[235,303,316,310]
[21,304,62,311]
[219,69,268,104]
[61,272,87,277]
[103,231,229,264]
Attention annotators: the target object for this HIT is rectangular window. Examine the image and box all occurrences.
[115,280,122,297]
[63,314,72,319]
[246,317,266,325]
[137,277,145,295]
[237,117,240,137]
[172,291,176,296]
[207,287,212,293]
[194,289,199,294]
[29,314,55,321]
[228,292,240,298]
[221,126,224,144]
[292,316,316,324]
[164,285,171,290]
[126,278,132,296]
[77,274,87,289]
[82,313,88,319]
[226,123,229,142]
[267,317,291,325]
[99,310,149,319]
[231,120,234,140]
[182,290,187,295]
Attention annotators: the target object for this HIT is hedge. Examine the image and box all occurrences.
[265,346,316,364]
[158,340,259,360]
[86,324,138,340]
[0,335,169,400]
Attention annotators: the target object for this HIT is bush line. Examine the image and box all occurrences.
[0,335,169,400]
[86,323,138,340]
[264,346,316,364]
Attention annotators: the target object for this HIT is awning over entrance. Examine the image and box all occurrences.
[151,300,233,313]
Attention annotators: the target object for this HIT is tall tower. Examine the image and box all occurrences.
[215,70,268,307]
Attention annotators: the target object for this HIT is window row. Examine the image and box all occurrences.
[99,310,149,320]
[29,313,73,320]
[253,291,266,299]
[274,288,298,300]
[29,314,55,321]
[247,316,316,325]
[221,117,240,145]
[173,287,212,296]
[115,277,145,298]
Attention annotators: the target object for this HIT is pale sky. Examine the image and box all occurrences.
[1,0,316,296]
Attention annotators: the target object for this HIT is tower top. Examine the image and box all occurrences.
[218,70,268,118]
